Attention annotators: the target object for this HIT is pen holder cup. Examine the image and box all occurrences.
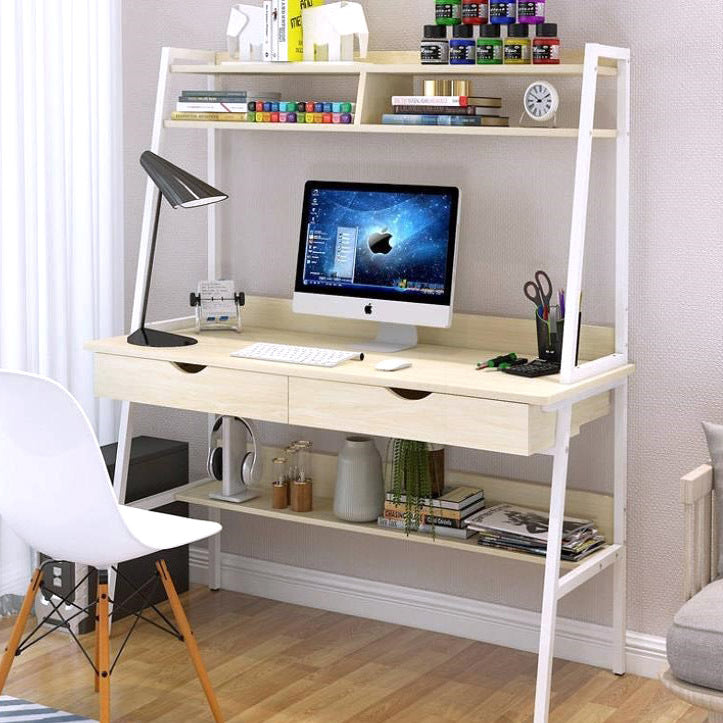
[535,308,581,364]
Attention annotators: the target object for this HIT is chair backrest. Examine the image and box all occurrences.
[0,370,139,564]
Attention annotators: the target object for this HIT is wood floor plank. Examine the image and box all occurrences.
[0,585,705,722]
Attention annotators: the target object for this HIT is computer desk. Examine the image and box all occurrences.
[86,294,634,717]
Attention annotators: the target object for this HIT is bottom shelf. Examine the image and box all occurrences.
[176,479,610,570]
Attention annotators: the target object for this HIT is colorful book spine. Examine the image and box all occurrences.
[391,95,469,107]
[381,114,485,126]
[384,500,485,521]
[393,105,490,116]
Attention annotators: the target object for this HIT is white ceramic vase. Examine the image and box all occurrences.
[334,436,384,522]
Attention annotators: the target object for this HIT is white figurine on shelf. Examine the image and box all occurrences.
[302,1,369,62]
[225,3,265,62]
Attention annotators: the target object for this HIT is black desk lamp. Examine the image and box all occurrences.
[127,151,228,347]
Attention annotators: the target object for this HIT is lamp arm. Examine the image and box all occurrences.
[139,190,163,331]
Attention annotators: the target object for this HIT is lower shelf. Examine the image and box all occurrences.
[176,478,610,570]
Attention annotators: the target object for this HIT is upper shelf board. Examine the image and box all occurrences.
[170,50,619,77]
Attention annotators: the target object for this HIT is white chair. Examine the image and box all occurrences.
[0,370,224,723]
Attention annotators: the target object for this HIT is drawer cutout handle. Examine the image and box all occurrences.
[171,362,207,374]
[388,388,432,401]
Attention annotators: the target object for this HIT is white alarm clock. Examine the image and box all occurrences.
[522,81,559,125]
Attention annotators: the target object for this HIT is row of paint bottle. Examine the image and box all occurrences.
[434,0,545,26]
[422,22,559,65]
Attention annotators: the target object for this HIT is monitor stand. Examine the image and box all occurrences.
[354,323,418,353]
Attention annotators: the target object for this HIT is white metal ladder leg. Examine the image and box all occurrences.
[533,403,573,723]
[611,381,628,674]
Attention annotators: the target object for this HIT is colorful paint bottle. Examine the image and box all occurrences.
[450,24,475,64]
[517,0,544,23]
[421,25,449,64]
[533,23,560,64]
[462,0,488,25]
[504,23,530,63]
[489,0,515,24]
[476,23,502,64]
[435,0,462,25]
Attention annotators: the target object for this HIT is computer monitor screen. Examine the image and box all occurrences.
[293,181,459,333]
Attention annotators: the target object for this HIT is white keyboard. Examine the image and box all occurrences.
[231,342,362,368]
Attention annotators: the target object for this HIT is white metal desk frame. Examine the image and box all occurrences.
[109,44,631,723]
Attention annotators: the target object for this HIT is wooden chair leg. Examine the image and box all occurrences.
[94,579,100,693]
[0,568,43,693]
[97,570,111,723]
[155,559,223,722]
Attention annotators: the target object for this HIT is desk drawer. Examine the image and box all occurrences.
[289,379,609,456]
[94,354,288,423]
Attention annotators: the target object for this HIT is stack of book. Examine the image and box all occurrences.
[263,0,324,62]
[378,486,485,539]
[173,92,355,123]
[382,95,509,127]
[465,504,606,561]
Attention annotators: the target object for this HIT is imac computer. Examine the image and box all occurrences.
[293,180,460,352]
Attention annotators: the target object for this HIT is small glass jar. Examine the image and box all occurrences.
[450,25,475,65]
[476,23,502,64]
[517,0,544,23]
[489,0,515,24]
[533,23,560,64]
[504,23,530,64]
[420,25,449,64]
[271,456,288,509]
[296,440,313,482]
[285,444,299,483]
[462,0,488,25]
[435,0,462,25]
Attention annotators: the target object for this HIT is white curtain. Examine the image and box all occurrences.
[0,0,123,606]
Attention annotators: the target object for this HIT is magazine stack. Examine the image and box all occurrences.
[465,504,605,561]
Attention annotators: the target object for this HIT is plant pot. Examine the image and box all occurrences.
[334,436,384,522]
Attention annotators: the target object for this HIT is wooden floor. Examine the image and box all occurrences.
[0,586,703,722]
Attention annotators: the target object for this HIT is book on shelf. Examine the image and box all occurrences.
[271,0,280,60]
[377,516,477,540]
[392,105,501,117]
[390,95,502,108]
[263,0,272,61]
[386,486,484,511]
[171,111,249,122]
[384,498,485,522]
[382,114,510,127]
[465,504,606,561]
[176,101,252,113]
[179,91,282,100]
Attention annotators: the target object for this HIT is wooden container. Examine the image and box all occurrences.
[272,481,288,509]
[291,480,313,512]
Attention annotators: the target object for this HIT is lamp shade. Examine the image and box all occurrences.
[140,150,227,208]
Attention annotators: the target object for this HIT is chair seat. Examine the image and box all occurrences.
[667,578,723,692]
[119,506,221,557]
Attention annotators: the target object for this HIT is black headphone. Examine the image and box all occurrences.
[206,416,262,486]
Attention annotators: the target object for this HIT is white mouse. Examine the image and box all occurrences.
[375,358,412,372]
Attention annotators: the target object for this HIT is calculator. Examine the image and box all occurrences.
[502,359,560,378]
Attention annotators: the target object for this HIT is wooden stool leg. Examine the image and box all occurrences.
[155,560,223,722]
[97,570,111,723]
[94,580,100,693]
[0,569,42,693]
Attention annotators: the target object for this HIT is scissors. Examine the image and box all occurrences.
[524,270,553,316]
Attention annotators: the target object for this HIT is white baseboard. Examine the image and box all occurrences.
[189,546,666,679]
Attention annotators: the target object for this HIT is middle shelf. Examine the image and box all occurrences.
[164,120,617,138]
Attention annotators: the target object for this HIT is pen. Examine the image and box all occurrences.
[476,353,518,370]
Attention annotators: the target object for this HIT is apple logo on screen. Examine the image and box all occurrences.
[368,228,393,255]
[364,303,373,315]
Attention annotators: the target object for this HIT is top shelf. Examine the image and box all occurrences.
[170,50,618,77]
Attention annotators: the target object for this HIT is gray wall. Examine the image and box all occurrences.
[122,0,723,636]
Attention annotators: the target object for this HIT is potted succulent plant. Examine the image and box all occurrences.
[387,439,445,535]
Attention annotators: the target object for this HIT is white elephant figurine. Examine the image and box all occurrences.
[302,1,369,62]
[226,3,265,62]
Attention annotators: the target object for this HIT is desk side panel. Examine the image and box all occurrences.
[93,353,288,423]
